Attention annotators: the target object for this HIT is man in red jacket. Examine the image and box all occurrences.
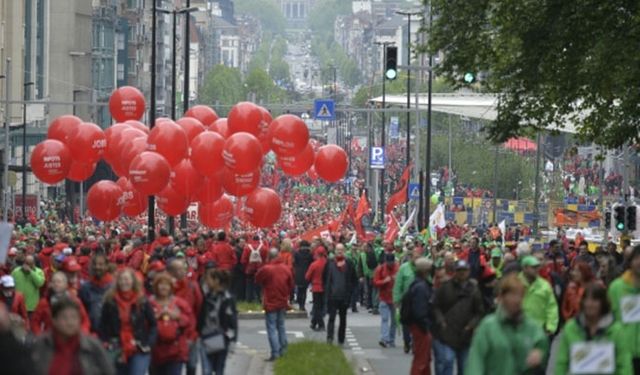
[373,252,399,348]
[305,246,327,331]
[255,248,294,361]
[210,232,237,272]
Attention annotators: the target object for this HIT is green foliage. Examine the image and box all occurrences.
[312,37,363,88]
[199,65,244,115]
[234,0,286,34]
[425,0,640,148]
[308,0,352,40]
[273,341,354,375]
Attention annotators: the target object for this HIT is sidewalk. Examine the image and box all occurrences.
[224,345,274,375]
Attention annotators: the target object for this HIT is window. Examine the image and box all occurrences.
[117,64,125,80]
[117,33,125,50]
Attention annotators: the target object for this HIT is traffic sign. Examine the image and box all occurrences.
[408,183,421,200]
[314,99,335,121]
[370,146,385,169]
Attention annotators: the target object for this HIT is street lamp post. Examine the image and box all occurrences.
[424,3,434,226]
[148,0,158,241]
[374,41,395,221]
[21,81,34,225]
[2,59,11,223]
[396,9,421,220]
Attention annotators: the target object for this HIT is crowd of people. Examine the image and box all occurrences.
[0,212,639,375]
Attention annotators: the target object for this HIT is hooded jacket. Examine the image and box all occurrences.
[432,278,485,349]
[293,247,313,286]
[255,257,294,312]
[555,314,632,375]
[392,261,416,305]
[608,270,640,359]
[519,273,559,334]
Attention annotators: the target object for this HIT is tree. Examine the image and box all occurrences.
[425,0,640,148]
[199,65,244,115]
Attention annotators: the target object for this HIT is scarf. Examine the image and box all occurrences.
[113,290,139,361]
[90,273,113,289]
[49,331,82,375]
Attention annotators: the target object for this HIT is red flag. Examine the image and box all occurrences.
[385,164,412,214]
[301,224,330,241]
[384,213,399,243]
[354,191,370,238]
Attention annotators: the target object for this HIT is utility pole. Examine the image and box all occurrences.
[2,59,11,222]
[492,145,499,223]
[168,9,177,236]
[21,81,34,225]
[374,42,394,220]
[532,132,542,235]
[424,2,434,225]
[148,0,157,241]
[180,0,192,231]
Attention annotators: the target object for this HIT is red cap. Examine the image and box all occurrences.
[186,249,197,257]
[62,257,82,273]
[148,261,165,273]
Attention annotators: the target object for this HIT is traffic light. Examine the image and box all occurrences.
[605,211,611,230]
[614,205,626,231]
[463,72,476,84]
[385,46,398,80]
[627,205,637,231]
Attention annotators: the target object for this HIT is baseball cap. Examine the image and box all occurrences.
[63,257,82,272]
[0,275,15,288]
[455,260,470,270]
[521,255,541,267]
[62,247,73,255]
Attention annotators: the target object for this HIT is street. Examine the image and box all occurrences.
[225,304,412,375]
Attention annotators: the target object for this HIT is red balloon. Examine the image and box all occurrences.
[68,122,106,163]
[67,161,96,182]
[87,180,123,221]
[47,115,81,145]
[119,135,148,176]
[244,188,282,228]
[170,159,204,198]
[227,102,263,137]
[31,140,72,184]
[270,114,309,157]
[193,175,223,204]
[277,143,315,176]
[104,123,132,166]
[190,131,225,177]
[199,195,234,228]
[147,120,188,167]
[314,145,348,183]
[221,168,260,197]
[109,86,146,122]
[157,184,190,217]
[176,117,206,143]
[209,118,229,138]
[223,132,263,174]
[116,177,148,217]
[128,151,171,195]
[108,127,147,177]
[185,105,218,127]
[124,120,150,134]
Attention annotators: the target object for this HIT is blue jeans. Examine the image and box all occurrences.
[432,338,468,375]
[379,301,396,345]
[206,347,228,375]
[117,353,151,375]
[265,310,287,359]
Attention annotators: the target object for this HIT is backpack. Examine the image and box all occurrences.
[249,245,262,264]
[400,279,420,325]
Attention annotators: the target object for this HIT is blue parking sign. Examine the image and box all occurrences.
[370,147,384,169]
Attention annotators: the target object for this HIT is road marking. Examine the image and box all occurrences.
[258,330,304,339]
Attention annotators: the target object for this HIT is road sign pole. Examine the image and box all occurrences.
[3,59,11,222]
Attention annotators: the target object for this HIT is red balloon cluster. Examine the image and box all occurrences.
[34,90,349,228]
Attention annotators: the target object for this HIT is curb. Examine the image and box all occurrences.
[238,310,308,320]
[343,350,377,375]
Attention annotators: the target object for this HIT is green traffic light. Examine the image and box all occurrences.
[464,72,475,83]
[616,222,625,231]
[385,69,397,80]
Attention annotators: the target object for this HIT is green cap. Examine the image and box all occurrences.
[491,248,502,258]
[521,255,541,267]
[176,252,185,258]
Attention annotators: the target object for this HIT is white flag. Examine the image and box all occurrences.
[429,203,446,230]
[399,207,418,238]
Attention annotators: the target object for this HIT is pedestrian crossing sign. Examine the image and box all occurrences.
[314,99,335,120]
[408,183,421,200]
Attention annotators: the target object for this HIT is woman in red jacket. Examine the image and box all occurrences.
[31,271,91,335]
[561,261,597,321]
[149,272,194,375]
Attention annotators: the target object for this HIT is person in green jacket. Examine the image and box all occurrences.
[519,256,559,335]
[466,274,548,375]
[392,247,421,354]
[608,246,640,373]
[555,283,632,375]
[11,254,46,313]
